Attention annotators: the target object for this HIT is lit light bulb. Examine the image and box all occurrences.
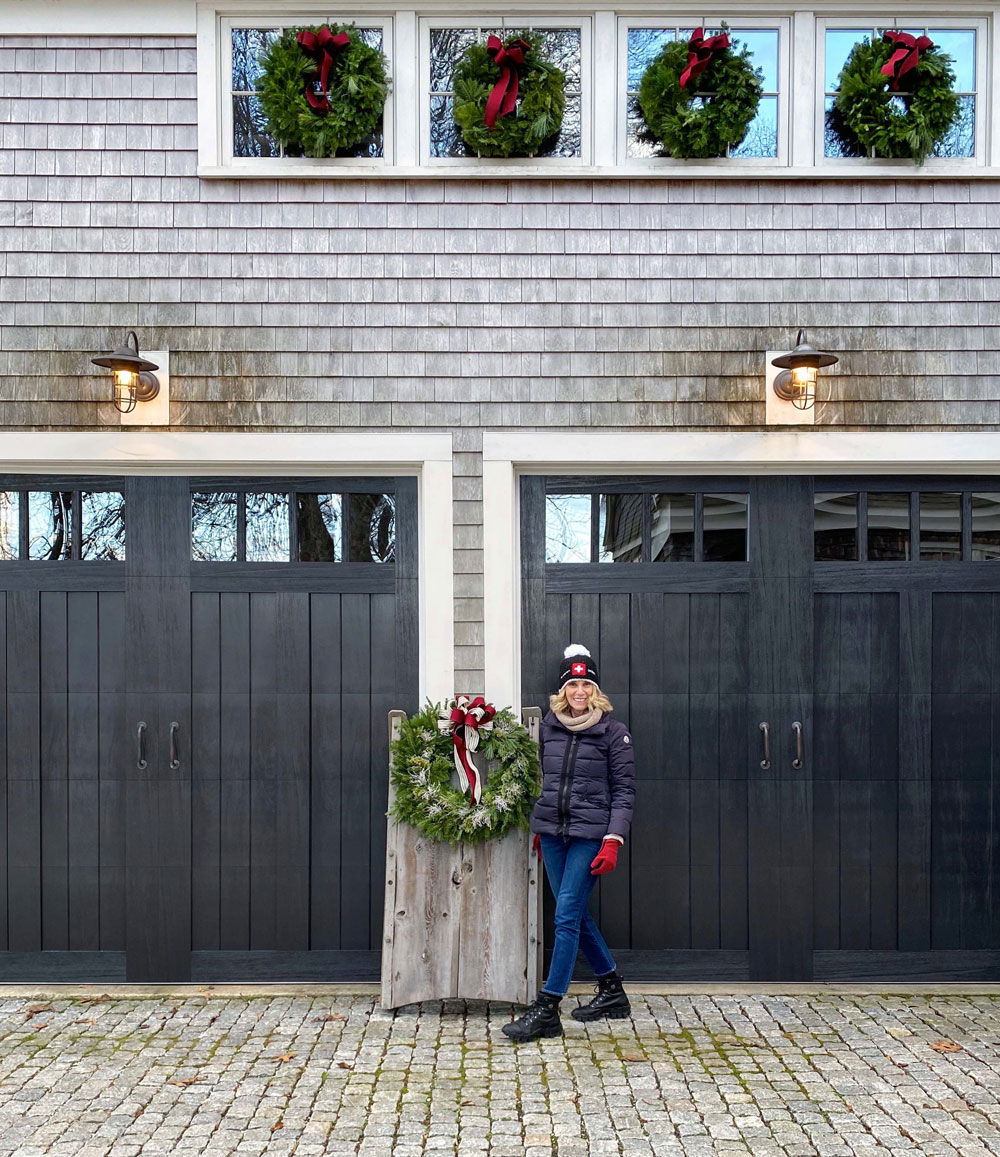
[792,365,815,386]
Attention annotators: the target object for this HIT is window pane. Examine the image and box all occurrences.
[430,27,477,92]
[28,491,73,560]
[934,95,975,158]
[730,95,777,158]
[814,493,858,561]
[626,92,656,158]
[246,492,289,562]
[627,28,674,89]
[546,494,591,563]
[0,491,19,560]
[231,27,278,91]
[80,491,125,560]
[599,494,644,563]
[430,95,462,158]
[867,493,910,560]
[971,494,1000,561]
[233,94,279,158]
[918,492,961,561]
[703,494,748,561]
[931,29,975,90]
[736,30,779,90]
[552,94,581,157]
[297,493,342,562]
[349,494,395,562]
[192,492,237,561]
[826,30,870,91]
[539,28,581,88]
[652,494,694,561]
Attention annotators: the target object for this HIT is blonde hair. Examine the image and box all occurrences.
[549,683,614,715]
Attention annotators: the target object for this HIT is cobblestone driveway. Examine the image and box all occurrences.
[3,988,1000,1156]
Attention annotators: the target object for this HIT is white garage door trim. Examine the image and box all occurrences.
[0,430,454,703]
[482,429,1000,709]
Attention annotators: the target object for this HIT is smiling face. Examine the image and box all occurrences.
[564,678,593,715]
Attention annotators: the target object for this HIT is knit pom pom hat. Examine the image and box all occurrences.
[558,644,600,690]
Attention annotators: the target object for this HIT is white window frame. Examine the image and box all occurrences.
[616,15,790,168]
[418,15,593,167]
[815,16,989,169]
[205,6,397,170]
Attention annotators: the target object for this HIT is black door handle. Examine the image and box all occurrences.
[169,722,180,770]
[136,721,148,770]
[759,722,771,770]
[792,721,804,769]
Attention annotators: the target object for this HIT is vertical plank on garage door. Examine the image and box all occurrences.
[7,589,41,951]
[690,594,721,950]
[869,593,900,952]
[40,591,69,950]
[370,590,396,949]
[0,592,5,949]
[220,592,251,949]
[249,592,278,949]
[597,593,631,948]
[520,477,548,715]
[311,593,342,949]
[341,592,372,949]
[898,589,932,951]
[67,591,100,951]
[276,591,310,950]
[98,590,126,951]
[812,593,841,950]
[660,593,691,948]
[719,592,749,951]
[191,592,221,950]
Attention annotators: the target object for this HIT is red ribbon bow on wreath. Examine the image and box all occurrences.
[296,26,351,111]
[438,695,497,804]
[880,30,934,91]
[484,35,531,129]
[679,27,731,90]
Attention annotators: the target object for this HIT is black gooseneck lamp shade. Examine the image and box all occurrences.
[91,331,160,414]
[770,330,839,411]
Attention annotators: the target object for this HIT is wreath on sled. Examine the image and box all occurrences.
[257,23,389,157]
[389,699,541,845]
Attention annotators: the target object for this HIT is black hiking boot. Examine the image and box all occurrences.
[571,971,631,1021]
[501,991,563,1042]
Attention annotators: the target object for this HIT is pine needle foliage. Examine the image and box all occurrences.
[452,31,566,158]
[257,24,389,158]
[389,703,541,846]
[826,37,959,164]
[637,30,763,159]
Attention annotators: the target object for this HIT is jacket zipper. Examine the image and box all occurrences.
[557,735,581,837]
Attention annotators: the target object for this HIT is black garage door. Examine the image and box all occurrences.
[0,475,417,982]
[522,474,1000,982]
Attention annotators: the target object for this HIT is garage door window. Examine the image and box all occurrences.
[0,489,126,561]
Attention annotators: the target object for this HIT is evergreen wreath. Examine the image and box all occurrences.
[826,34,959,165]
[452,31,566,158]
[637,27,763,159]
[389,702,541,846]
[257,24,389,158]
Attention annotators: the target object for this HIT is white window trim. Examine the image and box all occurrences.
[418,15,593,167]
[482,430,1000,709]
[616,15,791,167]
[814,16,989,168]
[0,431,455,705]
[194,2,1000,179]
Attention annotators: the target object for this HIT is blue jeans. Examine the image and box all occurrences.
[539,834,617,997]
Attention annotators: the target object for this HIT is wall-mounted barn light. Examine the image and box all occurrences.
[91,331,161,414]
[768,330,839,411]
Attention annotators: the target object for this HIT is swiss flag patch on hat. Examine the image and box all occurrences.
[571,662,587,676]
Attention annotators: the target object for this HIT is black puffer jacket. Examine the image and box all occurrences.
[530,711,635,842]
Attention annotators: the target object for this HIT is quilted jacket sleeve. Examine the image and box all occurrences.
[607,724,635,842]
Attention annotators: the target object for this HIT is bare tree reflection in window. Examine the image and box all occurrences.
[28,491,73,560]
[545,494,592,563]
[297,493,342,561]
[349,494,395,562]
[246,492,290,561]
[192,492,238,561]
[80,491,126,560]
[0,491,19,560]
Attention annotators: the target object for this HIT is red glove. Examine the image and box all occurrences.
[532,833,543,862]
[590,838,620,876]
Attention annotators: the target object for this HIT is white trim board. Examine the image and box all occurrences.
[0,430,454,704]
[481,429,1000,710]
[0,1,196,33]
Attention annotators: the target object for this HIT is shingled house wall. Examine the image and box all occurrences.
[2,35,999,687]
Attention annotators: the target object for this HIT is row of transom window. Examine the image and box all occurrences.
[0,490,396,564]
[225,16,983,166]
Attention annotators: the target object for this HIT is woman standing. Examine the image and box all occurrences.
[503,645,635,1042]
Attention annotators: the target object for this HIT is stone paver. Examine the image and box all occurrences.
[2,991,1000,1155]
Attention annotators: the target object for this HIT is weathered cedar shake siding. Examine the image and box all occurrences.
[1,36,999,688]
